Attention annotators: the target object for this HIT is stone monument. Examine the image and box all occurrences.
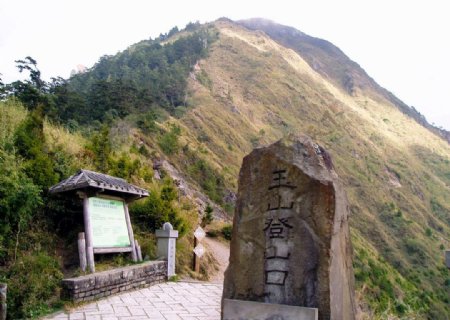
[222,136,357,320]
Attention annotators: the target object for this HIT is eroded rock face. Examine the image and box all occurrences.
[222,136,356,320]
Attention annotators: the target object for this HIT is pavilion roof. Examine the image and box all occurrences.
[49,169,149,199]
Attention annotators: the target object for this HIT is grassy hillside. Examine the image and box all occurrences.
[168,20,450,319]
[237,18,450,145]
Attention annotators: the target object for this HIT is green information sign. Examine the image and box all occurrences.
[89,197,131,248]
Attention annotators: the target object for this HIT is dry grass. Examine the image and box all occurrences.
[159,20,450,318]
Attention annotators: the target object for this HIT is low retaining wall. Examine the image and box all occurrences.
[62,260,167,302]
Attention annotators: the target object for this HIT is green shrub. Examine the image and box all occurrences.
[137,111,158,134]
[187,158,225,204]
[130,179,187,235]
[206,230,218,237]
[222,224,232,240]
[158,124,181,155]
[201,204,214,227]
[109,153,141,179]
[395,300,407,315]
[6,252,63,319]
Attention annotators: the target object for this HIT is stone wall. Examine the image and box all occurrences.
[62,261,167,302]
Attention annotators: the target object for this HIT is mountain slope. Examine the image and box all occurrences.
[237,18,450,144]
[175,19,450,318]
[61,19,450,319]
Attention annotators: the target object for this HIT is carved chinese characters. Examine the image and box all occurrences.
[264,170,295,299]
[222,136,357,320]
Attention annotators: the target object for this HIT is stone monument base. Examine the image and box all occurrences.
[223,299,318,320]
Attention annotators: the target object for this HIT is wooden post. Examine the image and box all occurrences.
[123,203,137,262]
[82,195,95,273]
[78,232,87,272]
[0,283,6,320]
[194,237,200,273]
[135,240,143,262]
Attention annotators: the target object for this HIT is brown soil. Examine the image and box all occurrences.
[203,236,230,283]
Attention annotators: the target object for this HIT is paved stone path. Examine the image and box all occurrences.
[44,281,223,320]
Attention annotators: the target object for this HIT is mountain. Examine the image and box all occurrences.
[166,19,450,318]
[2,18,449,319]
[238,18,450,145]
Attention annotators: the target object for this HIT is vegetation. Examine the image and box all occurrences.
[1,18,449,319]
[221,224,233,241]
[0,28,208,316]
[52,26,218,125]
[201,204,214,227]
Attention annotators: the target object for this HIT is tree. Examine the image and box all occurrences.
[14,105,58,189]
[87,125,112,172]
[7,57,52,110]
[0,150,42,263]
[15,57,46,90]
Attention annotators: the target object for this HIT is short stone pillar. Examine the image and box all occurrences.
[0,283,6,320]
[446,250,450,268]
[155,222,179,277]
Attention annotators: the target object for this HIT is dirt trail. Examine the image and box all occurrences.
[203,236,230,283]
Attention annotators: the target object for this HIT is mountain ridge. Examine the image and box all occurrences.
[237,18,450,144]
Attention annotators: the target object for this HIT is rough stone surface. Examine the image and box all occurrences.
[223,299,318,320]
[62,261,166,302]
[222,136,357,320]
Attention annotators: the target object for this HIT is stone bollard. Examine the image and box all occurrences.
[155,222,179,277]
[446,250,450,269]
[0,283,6,320]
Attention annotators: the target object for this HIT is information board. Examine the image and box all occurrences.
[89,197,131,248]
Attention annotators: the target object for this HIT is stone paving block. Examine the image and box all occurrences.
[184,306,202,313]
[151,301,170,308]
[69,313,85,320]
[128,306,146,316]
[111,306,131,316]
[97,304,114,312]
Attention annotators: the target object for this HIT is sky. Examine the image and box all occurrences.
[1,0,449,130]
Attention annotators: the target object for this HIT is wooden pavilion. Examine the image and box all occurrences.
[50,169,149,273]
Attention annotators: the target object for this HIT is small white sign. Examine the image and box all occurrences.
[194,226,206,241]
[193,243,205,258]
